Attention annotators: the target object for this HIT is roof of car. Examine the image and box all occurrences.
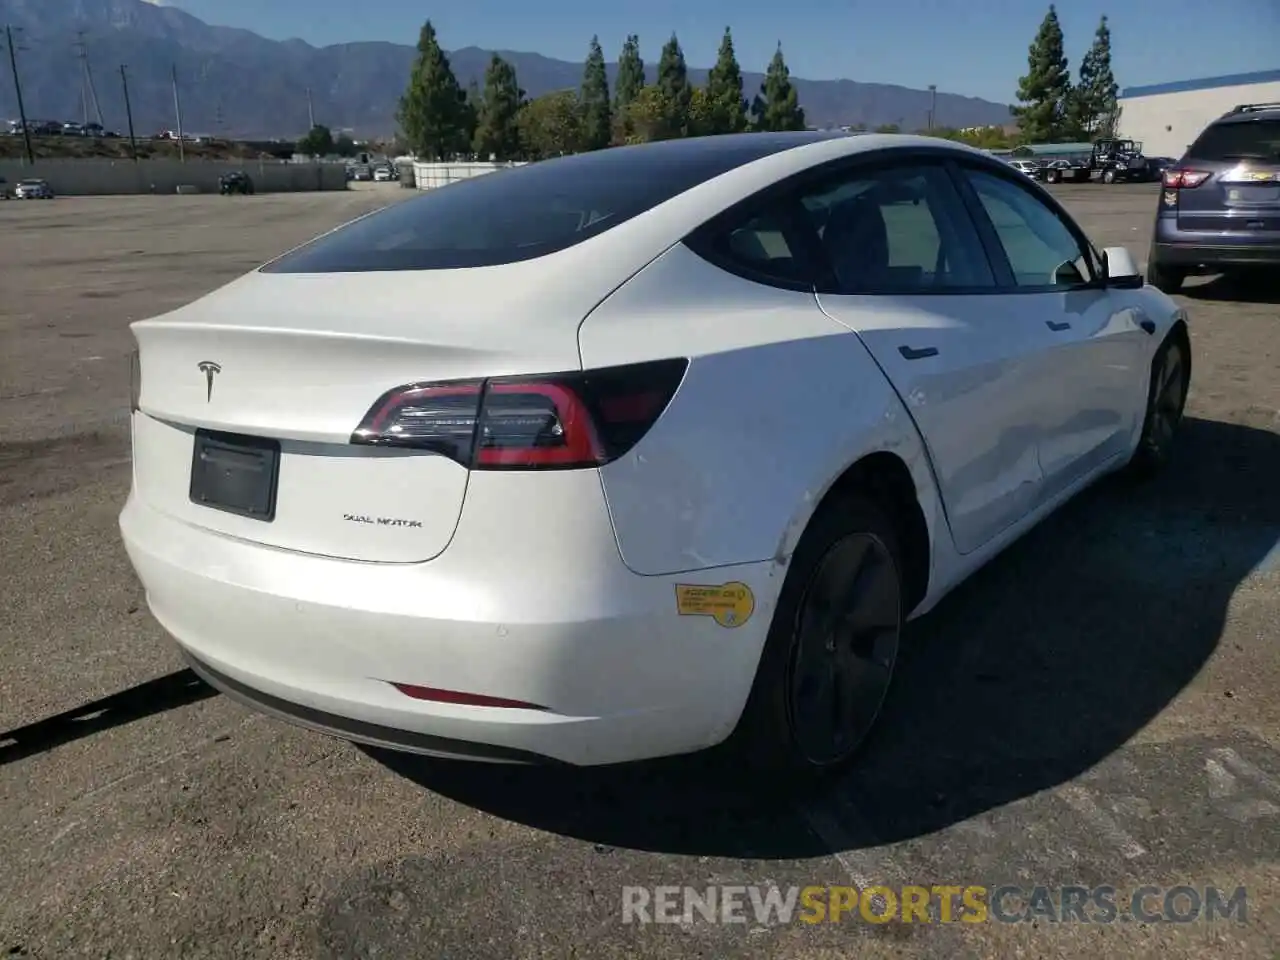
[1215,104,1280,124]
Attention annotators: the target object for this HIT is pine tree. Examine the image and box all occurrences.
[1012,5,1072,143]
[657,33,692,136]
[397,20,470,160]
[463,79,481,151]
[614,35,644,113]
[1072,15,1119,138]
[613,34,645,143]
[752,44,805,132]
[581,35,612,151]
[473,54,524,161]
[705,26,747,134]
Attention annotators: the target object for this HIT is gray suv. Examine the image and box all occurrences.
[1147,101,1280,292]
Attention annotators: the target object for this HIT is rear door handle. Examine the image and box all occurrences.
[898,345,939,360]
[1046,320,1071,331]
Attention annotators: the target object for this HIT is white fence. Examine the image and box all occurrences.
[411,160,527,189]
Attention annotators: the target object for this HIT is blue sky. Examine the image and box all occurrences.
[153,0,1278,104]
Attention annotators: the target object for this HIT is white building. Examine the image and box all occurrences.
[1118,69,1280,159]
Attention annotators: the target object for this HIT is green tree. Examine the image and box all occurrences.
[752,44,805,131]
[656,33,692,136]
[704,27,748,134]
[613,35,645,143]
[621,86,677,143]
[581,35,612,151]
[1068,15,1120,138]
[473,55,525,160]
[397,20,470,160]
[463,79,482,151]
[688,86,714,137]
[518,90,583,159]
[1012,5,1072,142]
[297,124,334,156]
[615,35,645,112]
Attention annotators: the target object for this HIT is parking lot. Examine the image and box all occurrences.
[2,183,1279,959]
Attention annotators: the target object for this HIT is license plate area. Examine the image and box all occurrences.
[1225,185,1280,204]
[189,429,280,521]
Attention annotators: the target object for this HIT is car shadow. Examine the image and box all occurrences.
[1183,272,1280,304]
[370,415,1279,857]
[0,669,216,767]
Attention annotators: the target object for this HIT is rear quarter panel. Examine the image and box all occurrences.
[578,241,941,577]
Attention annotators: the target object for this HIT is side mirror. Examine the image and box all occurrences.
[1100,246,1144,289]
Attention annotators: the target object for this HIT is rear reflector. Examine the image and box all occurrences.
[390,682,547,710]
[1162,169,1211,188]
[351,358,688,470]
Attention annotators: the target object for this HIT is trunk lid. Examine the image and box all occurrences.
[131,264,597,563]
[1176,117,1280,237]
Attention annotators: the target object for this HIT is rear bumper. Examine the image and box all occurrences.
[119,476,779,766]
[1152,241,1280,268]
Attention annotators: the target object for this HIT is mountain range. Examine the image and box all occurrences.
[0,0,1015,140]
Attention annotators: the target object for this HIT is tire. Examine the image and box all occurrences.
[1126,332,1189,477]
[1146,259,1186,294]
[727,493,905,789]
[1046,170,1061,184]
[1102,168,1117,184]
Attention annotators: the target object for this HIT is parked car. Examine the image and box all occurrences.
[218,171,255,195]
[1147,101,1280,292]
[14,178,54,199]
[373,166,393,182]
[1007,159,1040,177]
[120,132,1190,781]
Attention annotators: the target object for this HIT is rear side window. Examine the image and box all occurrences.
[1186,118,1280,162]
[802,164,996,292]
[262,134,835,273]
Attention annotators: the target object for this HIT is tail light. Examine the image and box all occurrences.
[1162,169,1210,188]
[351,358,688,470]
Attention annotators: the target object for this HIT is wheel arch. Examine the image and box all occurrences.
[793,450,933,615]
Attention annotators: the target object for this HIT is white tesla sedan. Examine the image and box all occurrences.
[120,132,1190,778]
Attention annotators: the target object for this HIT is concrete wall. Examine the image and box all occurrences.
[412,160,526,189]
[1119,75,1280,159]
[0,158,348,196]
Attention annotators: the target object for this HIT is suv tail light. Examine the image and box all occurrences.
[1162,169,1211,188]
[351,358,688,470]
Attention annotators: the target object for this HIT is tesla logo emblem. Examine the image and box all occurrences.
[197,361,221,402]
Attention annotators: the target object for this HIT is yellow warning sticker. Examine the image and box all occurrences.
[674,581,755,628]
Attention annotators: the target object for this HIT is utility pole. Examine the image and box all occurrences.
[306,87,315,130]
[74,31,105,128]
[171,63,185,160]
[928,84,937,131]
[5,25,33,165]
[119,64,138,160]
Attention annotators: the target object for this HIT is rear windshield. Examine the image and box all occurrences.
[1186,118,1280,162]
[263,134,838,273]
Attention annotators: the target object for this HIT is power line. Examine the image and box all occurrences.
[119,64,137,160]
[171,63,185,161]
[73,30,105,128]
[4,25,34,164]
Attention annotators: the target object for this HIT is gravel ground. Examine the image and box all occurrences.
[1,182,1278,959]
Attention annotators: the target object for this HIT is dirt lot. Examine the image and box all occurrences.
[2,184,1279,959]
